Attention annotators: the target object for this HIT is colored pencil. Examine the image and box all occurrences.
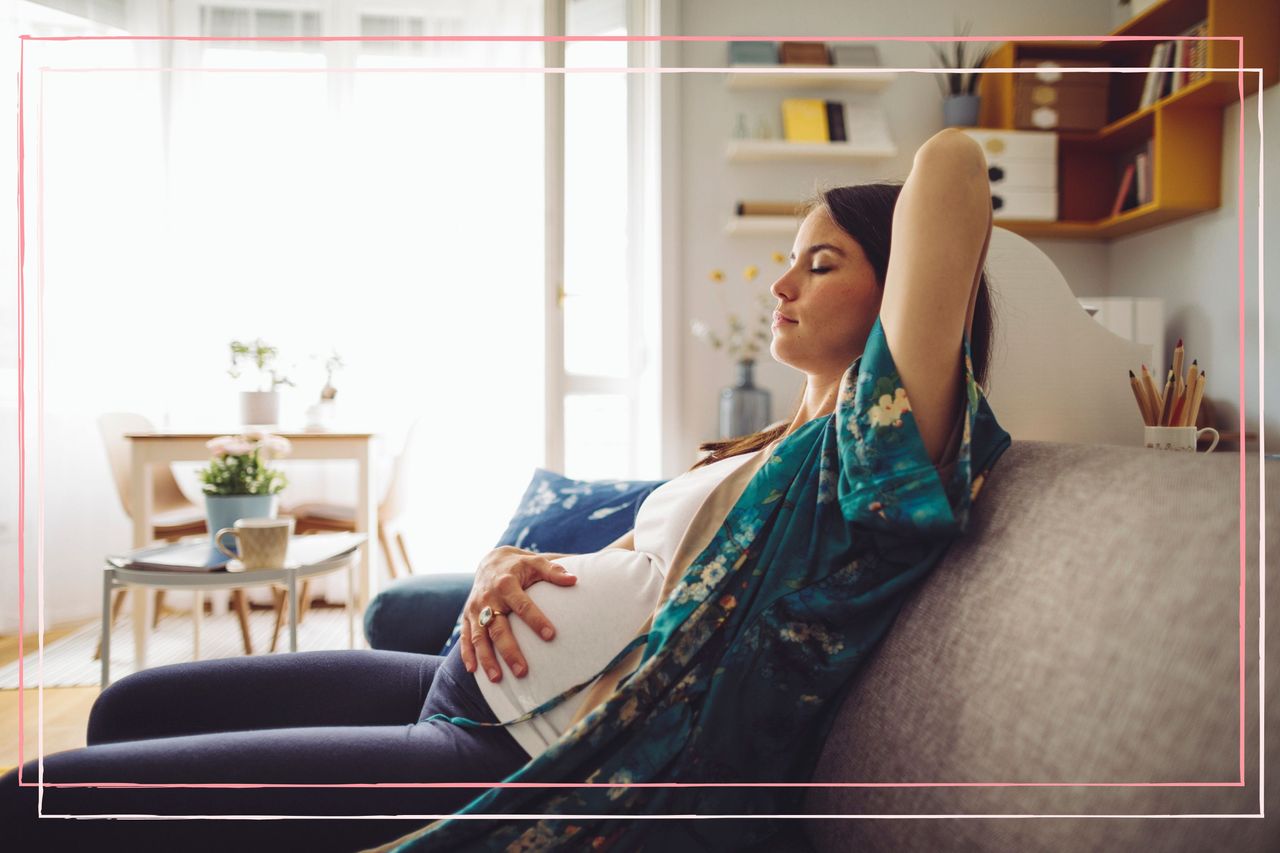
[1136,368,1157,425]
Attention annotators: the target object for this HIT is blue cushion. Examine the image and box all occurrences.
[494,468,665,552]
[362,572,475,655]
[432,469,664,656]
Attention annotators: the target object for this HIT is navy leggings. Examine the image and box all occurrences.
[0,647,531,852]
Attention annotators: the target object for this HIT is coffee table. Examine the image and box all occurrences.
[124,431,378,670]
[100,542,363,688]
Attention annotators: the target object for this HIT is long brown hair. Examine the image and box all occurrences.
[692,181,997,470]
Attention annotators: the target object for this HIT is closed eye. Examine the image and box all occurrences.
[810,267,831,274]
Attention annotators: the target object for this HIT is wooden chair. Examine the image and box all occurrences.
[275,422,417,652]
[285,420,416,578]
[95,413,256,658]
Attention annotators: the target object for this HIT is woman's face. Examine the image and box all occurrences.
[769,206,882,377]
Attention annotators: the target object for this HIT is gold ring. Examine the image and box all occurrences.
[478,605,505,628]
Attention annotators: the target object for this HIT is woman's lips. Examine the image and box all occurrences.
[772,311,798,329]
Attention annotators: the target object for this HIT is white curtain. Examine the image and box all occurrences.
[7,0,548,628]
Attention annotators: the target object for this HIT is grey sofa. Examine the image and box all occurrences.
[365,440,1277,851]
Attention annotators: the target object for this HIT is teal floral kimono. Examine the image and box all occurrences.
[384,315,1012,852]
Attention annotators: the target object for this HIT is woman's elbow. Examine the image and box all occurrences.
[914,128,988,182]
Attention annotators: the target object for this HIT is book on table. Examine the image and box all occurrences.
[109,532,364,573]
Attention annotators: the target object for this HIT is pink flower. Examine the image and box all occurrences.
[205,436,240,457]
[223,438,255,456]
[258,434,292,459]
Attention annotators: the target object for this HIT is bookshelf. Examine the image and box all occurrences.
[977,0,1278,240]
[722,63,898,235]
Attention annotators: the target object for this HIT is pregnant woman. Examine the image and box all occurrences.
[2,127,1012,853]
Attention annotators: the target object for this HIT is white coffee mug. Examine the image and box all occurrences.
[215,517,295,570]
[1143,425,1219,453]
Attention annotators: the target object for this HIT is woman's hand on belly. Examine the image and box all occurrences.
[460,546,579,684]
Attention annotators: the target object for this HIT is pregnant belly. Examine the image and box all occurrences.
[474,548,664,720]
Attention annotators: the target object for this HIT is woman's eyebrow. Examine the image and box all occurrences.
[788,243,847,261]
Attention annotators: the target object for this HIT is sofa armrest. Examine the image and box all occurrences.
[362,573,474,654]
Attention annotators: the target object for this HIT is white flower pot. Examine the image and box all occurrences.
[240,391,280,426]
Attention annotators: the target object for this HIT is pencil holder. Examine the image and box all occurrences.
[1144,426,1219,453]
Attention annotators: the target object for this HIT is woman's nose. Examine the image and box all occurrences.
[770,270,796,301]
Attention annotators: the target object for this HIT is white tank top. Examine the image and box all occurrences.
[474,447,766,759]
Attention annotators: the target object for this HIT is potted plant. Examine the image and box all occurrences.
[931,25,994,128]
[691,254,781,438]
[197,432,291,563]
[228,338,294,426]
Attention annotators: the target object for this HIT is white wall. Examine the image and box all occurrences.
[1107,85,1277,451]
[668,0,1117,470]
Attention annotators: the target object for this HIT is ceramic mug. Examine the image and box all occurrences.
[1143,425,1220,453]
[215,517,295,570]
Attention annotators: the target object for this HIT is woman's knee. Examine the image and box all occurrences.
[87,667,164,745]
[87,660,209,745]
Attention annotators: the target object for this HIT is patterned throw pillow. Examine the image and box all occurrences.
[438,469,665,656]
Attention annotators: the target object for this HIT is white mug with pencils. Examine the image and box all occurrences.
[1129,337,1219,453]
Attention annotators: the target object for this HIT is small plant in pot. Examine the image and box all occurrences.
[228,338,294,425]
[197,432,291,564]
[930,25,994,128]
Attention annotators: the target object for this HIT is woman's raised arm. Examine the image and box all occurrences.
[878,128,993,468]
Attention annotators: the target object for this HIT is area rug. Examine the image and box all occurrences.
[0,607,359,689]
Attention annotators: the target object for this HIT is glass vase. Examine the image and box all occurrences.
[719,360,772,439]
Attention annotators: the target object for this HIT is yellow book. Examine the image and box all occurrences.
[781,98,829,143]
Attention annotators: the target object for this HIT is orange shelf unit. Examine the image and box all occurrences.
[977,0,1277,240]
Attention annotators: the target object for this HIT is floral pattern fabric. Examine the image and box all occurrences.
[380,315,1012,852]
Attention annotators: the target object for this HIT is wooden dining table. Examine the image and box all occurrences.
[124,431,377,669]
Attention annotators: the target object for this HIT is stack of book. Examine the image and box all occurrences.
[779,100,892,146]
[734,201,807,219]
[1111,138,1154,217]
[781,98,842,142]
[1139,21,1209,109]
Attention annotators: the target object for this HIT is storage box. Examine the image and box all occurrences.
[985,158,1056,191]
[830,44,881,67]
[778,41,830,66]
[959,127,1058,162]
[728,41,777,66]
[958,128,1059,221]
[990,190,1058,221]
[1014,59,1109,131]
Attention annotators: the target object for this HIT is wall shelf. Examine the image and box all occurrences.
[977,0,1277,241]
[995,201,1205,240]
[726,139,898,163]
[723,216,800,236]
[724,68,898,93]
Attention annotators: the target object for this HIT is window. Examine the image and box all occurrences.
[556,0,658,481]
[10,0,666,589]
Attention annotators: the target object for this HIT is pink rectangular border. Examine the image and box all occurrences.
[12,33,1265,821]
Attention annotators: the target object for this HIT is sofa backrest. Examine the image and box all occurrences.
[981,227,1157,446]
[804,441,1274,852]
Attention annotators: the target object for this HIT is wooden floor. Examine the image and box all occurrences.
[1,599,341,776]
[0,618,101,777]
